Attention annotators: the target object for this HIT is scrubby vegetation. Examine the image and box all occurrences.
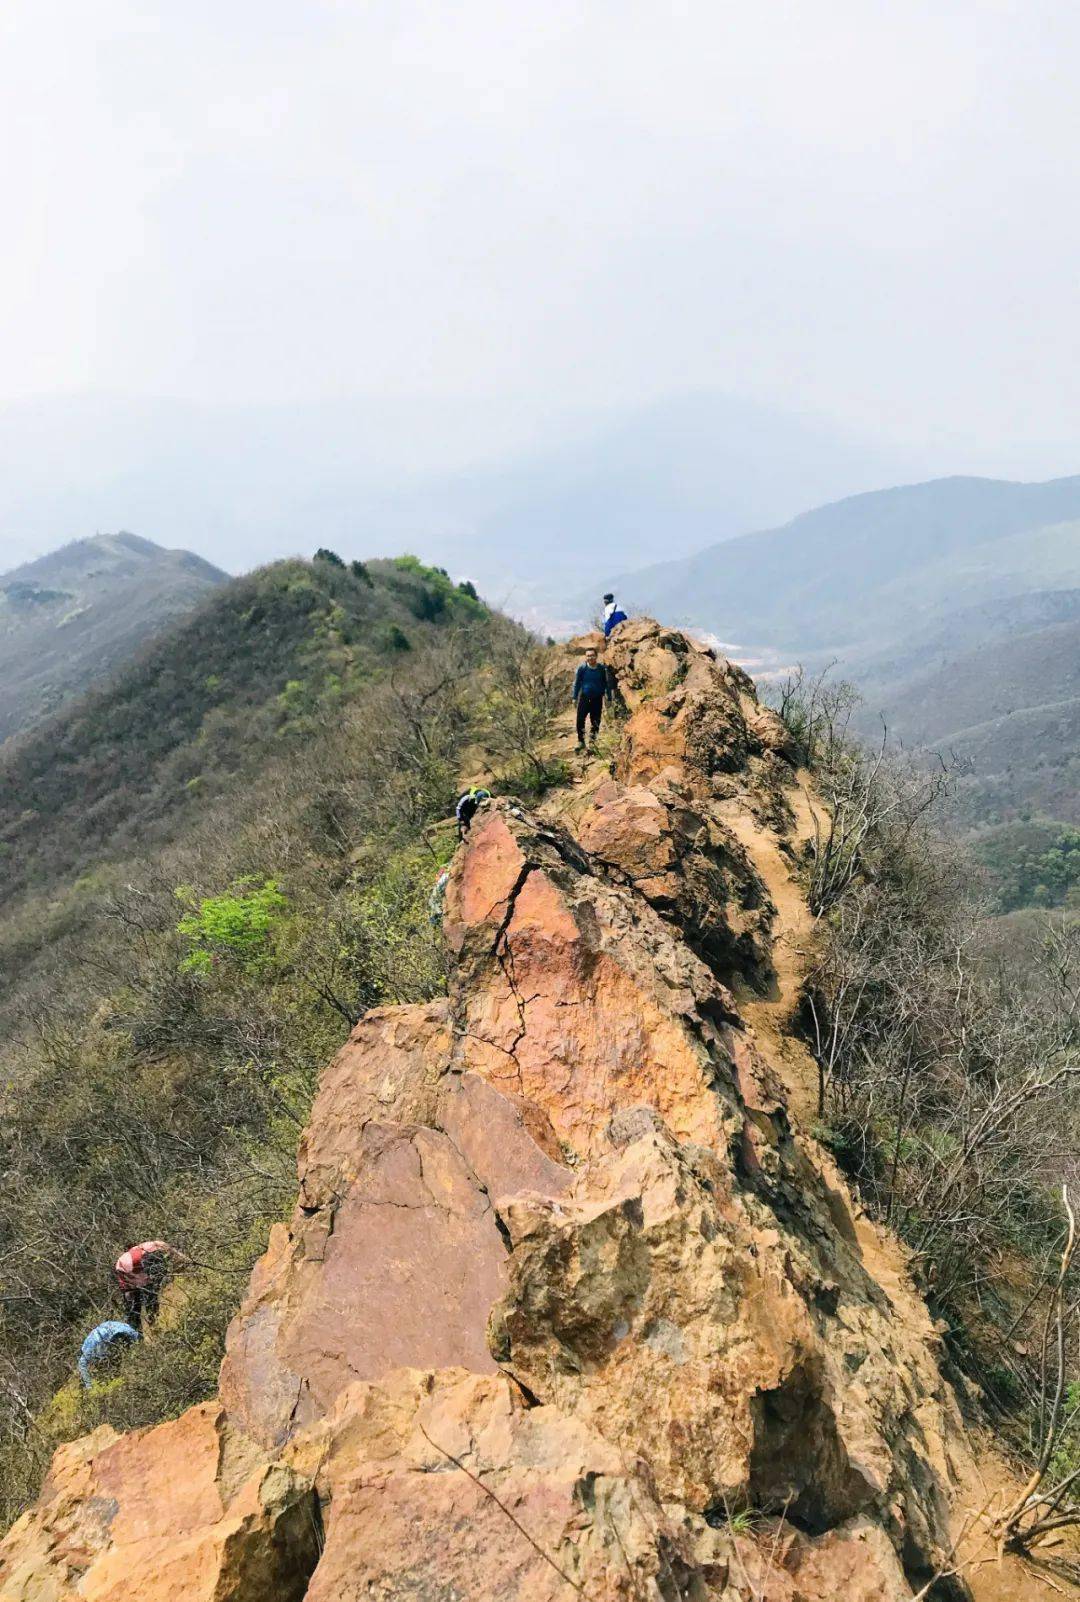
[772,667,1080,1548]
[973,818,1080,912]
[0,556,561,1527]
[0,554,481,908]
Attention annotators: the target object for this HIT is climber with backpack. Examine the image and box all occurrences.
[113,1240,189,1332]
[455,785,491,840]
[78,1321,139,1388]
[572,645,612,749]
[602,594,628,636]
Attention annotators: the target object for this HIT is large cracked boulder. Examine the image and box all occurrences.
[490,1109,950,1560]
[574,776,776,983]
[443,801,782,1169]
[221,1002,574,1451]
[220,1120,511,1448]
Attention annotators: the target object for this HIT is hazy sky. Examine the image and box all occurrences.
[3,1,1080,532]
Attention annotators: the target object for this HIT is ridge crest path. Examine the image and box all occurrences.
[0,617,1060,1601]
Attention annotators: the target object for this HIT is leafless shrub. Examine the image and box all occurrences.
[479,625,566,789]
[776,671,1080,1301]
[992,1187,1080,1554]
[770,662,852,769]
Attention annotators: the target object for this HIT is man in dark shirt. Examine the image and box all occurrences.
[572,646,612,749]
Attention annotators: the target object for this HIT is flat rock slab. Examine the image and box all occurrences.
[221,1123,509,1448]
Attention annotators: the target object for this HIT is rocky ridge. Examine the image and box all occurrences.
[0,619,998,1600]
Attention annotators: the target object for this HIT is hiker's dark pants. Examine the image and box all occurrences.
[576,693,605,743]
[120,1283,160,1333]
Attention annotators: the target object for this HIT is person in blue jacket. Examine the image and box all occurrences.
[602,594,628,636]
[78,1320,139,1387]
[572,646,612,749]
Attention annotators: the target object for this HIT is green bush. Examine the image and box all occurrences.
[974,820,1080,911]
[175,878,287,973]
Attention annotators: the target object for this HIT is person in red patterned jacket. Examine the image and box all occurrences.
[113,1240,189,1331]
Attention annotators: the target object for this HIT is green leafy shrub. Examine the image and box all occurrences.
[974,820,1080,911]
[175,878,287,973]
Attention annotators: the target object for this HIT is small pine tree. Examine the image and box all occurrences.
[350,559,373,586]
[314,548,345,568]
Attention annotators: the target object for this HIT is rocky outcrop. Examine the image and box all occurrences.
[0,1403,319,1602]
[0,619,977,1600]
[575,776,775,983]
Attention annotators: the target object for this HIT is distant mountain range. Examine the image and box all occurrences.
[0,533,225,744]
[0,389,927,625]
[7,462,1080,858]
[857,601,1080,830]
[612,473,1080,841]
[612,474,1080,655]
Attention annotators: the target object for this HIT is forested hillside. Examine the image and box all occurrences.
[0,550,555,1521]
[0,532,225,744]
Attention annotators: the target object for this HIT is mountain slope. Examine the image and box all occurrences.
[0,621,1056,1601]
[613,474,1080,653]
[873,616,1080,752]
[0,552,492,1063]
[0,553,510,1521]
[860,616,1080,829]
[0,532,226,743]
[845,587,1080,692]
[0,553,485,911]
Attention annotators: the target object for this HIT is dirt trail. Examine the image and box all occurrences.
[720,771,821,1121]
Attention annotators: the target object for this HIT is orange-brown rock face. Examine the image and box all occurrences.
[1,620,972,1601]
[0,1403,318,1602]
[575,777,776,982]
[443,804,756,1162]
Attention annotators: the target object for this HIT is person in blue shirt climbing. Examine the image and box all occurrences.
[572,646,612,749]
[602,594,628,636]
[78,1320,139,1388]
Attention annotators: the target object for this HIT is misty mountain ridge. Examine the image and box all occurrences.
[613,472,1080,655]
[0,389,928,616]
[611,471,1080,855]
[0,531,226,744]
